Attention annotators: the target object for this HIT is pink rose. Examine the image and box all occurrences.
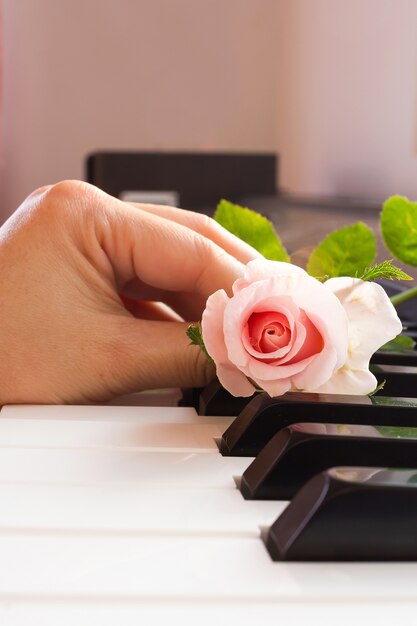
[201,259,402,397]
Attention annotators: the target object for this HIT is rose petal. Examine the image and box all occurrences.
[241,301,297,361]
[247,311,290,352]
[223,272,349,392]
[291,342,338,390]
[201,289,256,396]
[253,376,292,397]
[216,362,256,397]
[223,290,301,367]
[284,311,323,364]
[233,259,307,294]
[260,323,291,351]
[315,366,378,395]
[246,350,316,381]
[290,310,343,390]
[324,278,402,369]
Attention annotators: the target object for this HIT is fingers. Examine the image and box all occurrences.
[130,202,263,264]
[28,185,54,197]
[94,193,246,302]
[121,296,183,322]
[121,280,206,321]
[106,317,216,395]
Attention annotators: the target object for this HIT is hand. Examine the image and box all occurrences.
[0,181,260,404]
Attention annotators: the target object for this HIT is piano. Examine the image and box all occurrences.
[1,370,417,624]
[1,155,410,622]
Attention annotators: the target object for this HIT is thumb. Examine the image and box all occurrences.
[108,318,216,395]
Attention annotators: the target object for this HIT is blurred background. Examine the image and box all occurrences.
[1,0,417,224]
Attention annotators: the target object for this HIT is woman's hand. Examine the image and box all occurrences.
[0,180,260,404]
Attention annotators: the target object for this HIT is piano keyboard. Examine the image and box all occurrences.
[2,389,417,625]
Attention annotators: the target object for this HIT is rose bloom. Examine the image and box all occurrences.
[201,259,402,397]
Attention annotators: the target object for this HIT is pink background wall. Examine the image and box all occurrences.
[0,0,278,218]
[1,0,417,220]
[276,0,417,199]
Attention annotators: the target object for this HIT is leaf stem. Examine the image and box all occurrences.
[390,286,417,307]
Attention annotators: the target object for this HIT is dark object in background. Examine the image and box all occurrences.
[86,152,277,209]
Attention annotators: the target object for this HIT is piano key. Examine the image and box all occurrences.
[193,359,417,418]
[371,350,417,366]
[239,422,417,499]
[0,447,250,487]
[220,392,417,457]
[5,603,417,626]
[178,386,202,409]
[0,416,231,451]
[0,404,231,427]
[0,482,282,535]
[198,379,253,416]
[264,467,417,561]
[0,533,416,600]
[371,363,417,396]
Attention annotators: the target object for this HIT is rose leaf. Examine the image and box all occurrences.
[186,323,214,364]
[381,195,417,266]
[306,222,377,278]
[375,425,417,438]
[379,333,416,352]
[360,259,412,282]
[214,199,290,262]
[371,396,417,408]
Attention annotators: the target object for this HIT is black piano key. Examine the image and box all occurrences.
[371,350,417,366]
[194,360,417,415]
[264,466,417,561]
[239,422,417,500]
[198,379,254,416]
[220,392,417,457]
[178,386,204,409]
[372,363,417,396]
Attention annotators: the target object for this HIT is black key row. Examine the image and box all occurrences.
[184,359,417,417]
[180,377,417,561]
[264,466,417,561]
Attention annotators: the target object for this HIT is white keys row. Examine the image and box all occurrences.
[1,404,231,426]
[1,401,415,615]
[4,604,417,626]
[0,533,416,600]
[0,417,230,451]
[0,482,284,534]
[0,447,249,487]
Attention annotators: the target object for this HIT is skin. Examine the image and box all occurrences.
[0,180,260,404]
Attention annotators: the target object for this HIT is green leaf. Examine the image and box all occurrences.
[186,323,213,364]
[376,425,417,439]
[360,259,412,282]
[381,195,417,266]
[379,333,416,352]
[214,199,290,262]
[306,222,377,279]
[371,396,417,408]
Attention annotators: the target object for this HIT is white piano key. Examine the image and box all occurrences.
[2,603,417,626]
[0,448,250,487]
[0,482,283,534]
[1,404,231,428]
[0,418,227,451]
[0,534,416,600]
